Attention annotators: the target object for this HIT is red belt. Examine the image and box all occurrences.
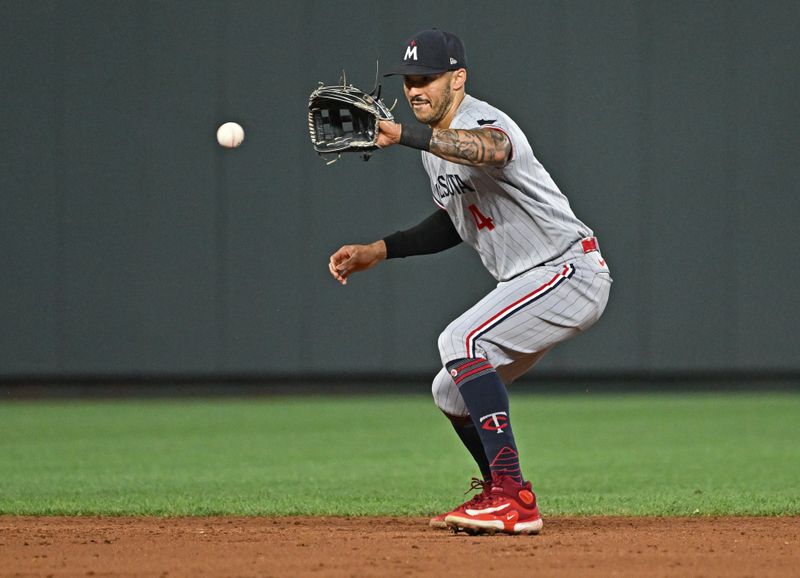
[581,237,599,253]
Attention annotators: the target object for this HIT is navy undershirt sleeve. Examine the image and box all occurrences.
[383,209,463,259]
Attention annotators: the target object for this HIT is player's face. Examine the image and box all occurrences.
[403,72,456,126]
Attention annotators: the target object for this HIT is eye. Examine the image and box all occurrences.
[404,74,442,89]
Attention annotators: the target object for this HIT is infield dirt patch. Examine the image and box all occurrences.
[2,516,798,577]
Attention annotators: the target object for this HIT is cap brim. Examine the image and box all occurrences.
[383,64,450,77]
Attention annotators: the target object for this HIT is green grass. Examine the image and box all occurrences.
[1,393,798,516]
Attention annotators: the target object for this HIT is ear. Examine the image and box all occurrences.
[451,68,467,90]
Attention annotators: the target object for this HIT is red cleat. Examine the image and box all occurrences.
[445,474,543,535]
[429,478,491,529]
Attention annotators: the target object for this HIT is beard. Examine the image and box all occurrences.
[410,82,454,126]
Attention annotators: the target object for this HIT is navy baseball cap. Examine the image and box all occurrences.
[383,29,467,76]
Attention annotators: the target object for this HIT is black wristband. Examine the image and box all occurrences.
[399,123,433,151]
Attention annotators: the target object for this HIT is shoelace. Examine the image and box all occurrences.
[454,477,491,511]
[465,477,489,494]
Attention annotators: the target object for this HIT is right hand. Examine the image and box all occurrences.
[328,241,387,285]
[377,121,402,148]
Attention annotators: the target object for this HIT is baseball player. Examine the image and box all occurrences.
[328,29,612,535]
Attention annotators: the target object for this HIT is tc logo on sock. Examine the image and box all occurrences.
[479,411,509,433]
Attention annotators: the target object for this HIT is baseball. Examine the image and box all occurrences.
[216,122,245,148]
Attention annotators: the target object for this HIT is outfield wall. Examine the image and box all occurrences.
[1,1,798,380]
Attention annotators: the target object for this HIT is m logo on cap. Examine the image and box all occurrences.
[404,44,418,61]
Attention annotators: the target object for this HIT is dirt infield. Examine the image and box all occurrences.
[2,516,798,577]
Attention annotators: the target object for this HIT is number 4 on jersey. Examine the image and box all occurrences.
[468,204,495,231]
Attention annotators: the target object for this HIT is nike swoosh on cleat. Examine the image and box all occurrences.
[465,503,510,516]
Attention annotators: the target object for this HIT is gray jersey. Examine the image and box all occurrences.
[421,94,592,282]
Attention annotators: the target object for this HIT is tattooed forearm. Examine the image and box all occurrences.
[430,128,511,167]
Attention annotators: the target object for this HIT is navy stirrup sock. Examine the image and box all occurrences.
[446,414,492,482]
[446,358,524,484]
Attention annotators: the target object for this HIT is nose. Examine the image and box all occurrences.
[406,85,421,97]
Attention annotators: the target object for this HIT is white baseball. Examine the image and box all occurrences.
[216,122,245,148]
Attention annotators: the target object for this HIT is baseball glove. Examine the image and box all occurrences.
[308,79,394,163]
